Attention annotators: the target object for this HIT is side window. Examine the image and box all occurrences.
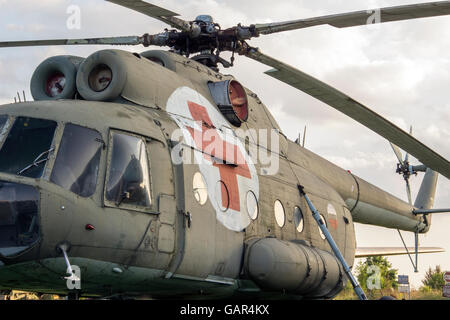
[293,206,304,233]
[50,124,103,197]
[0,117,57,178]
[105,131,152,209]
[274,200,285,228]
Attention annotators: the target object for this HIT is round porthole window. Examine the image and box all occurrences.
[327,203,337,216]
[293,206,304,233]
[318,214,327,240]
[215,180,229,211]
[193,172,208,205]
[274,200,285,228]
[246,191,258,220]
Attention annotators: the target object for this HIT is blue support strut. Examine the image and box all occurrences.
[298,185,368,300]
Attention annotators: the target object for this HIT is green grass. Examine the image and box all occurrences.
[334,287,450,300]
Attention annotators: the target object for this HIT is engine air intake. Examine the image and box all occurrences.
[208,80,248,127]
[30,55,84,101]
[76,50,127,101]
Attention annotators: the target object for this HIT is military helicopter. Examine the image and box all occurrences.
[0,0,449,300]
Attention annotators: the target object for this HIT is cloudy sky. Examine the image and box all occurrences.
[1,0,449,290]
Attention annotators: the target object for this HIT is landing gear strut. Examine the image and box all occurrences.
[298,185,368,300]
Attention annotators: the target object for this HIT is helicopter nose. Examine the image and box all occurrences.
[0,181,40,259]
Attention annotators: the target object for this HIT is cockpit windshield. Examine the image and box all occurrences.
[0,116,104,198]
[0,117,57,178]
[50,124,102,197]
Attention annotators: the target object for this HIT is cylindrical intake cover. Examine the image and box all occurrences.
[76,50,127,101]
[245,238,344,299]
[76,49,185,105]
[30,55,84,101]
[140,50,177,72]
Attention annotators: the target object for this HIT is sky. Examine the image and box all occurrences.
[0,0,449,290]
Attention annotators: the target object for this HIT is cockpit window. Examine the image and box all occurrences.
[0,117,57,178]
[0,115,7,146]
[50,124,102,197]
[105,131,151,209]
[0,115,7,132]
[0,181,40,257]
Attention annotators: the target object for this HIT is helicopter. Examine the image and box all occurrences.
[0,0,449,300]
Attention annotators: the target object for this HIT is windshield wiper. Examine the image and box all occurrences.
[17,147,55,175]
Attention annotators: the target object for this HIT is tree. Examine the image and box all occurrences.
[422,265,445,290]
[356,256,398,297]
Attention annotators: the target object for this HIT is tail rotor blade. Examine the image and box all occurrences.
[390,142,404,166]
[406,178,413,206]
[404,126,413,163]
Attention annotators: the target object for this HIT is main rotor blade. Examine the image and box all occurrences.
[254,1,450,35]
[242,45,450,180]
[0,36,145,48]
[355,246,444,258]
[105,0,191,31]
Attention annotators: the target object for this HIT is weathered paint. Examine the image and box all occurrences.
[0,49,425,298]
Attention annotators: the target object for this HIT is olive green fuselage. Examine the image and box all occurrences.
[0,50,424,298]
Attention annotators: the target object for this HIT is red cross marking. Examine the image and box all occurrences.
[185,101,251,212]
[328,218,338,230]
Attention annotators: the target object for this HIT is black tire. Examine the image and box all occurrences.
[76,50,127,101]
[30,55,83,101]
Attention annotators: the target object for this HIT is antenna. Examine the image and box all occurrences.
[295,125,308,147]
[302,125,307,148]
[295,133,301,145]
